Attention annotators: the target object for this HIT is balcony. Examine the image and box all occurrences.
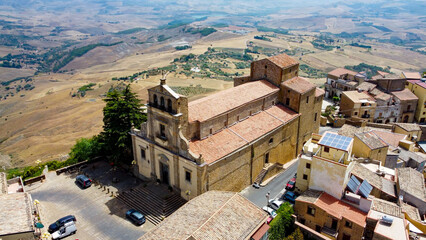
[321,226,338,238]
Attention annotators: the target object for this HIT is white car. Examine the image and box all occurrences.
[262,206,277,218]
[52,221,77,240]
[269,199,284,211]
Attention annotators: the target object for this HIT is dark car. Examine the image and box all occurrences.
[48,215,76,233]
[126,209,146,226]
[76,175,92,188]
[283,191,297,204]
[285,177,296,191]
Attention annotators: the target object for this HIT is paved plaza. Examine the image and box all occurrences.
[27,163,154,240]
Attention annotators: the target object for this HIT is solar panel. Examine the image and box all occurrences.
[359,180,373,198]
[347,175,361,193]
[318,133,353,151]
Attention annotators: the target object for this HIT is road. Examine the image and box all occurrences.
[241,160,299,208]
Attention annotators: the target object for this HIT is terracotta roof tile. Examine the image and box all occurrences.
[315,88,325,97]
[314,192,367,227]
[401,202,421,222]
[391,89,418,101]
[402,72,421,79]
[416,81,426,89]
[267,53,298,69]
[328,68,357,78]
[374,91,392,101]
[338,124,391,138]
[189,129,247,164]
[351,162,396,197]
[229,106,299,142]
[282,77,316,94]
[342,91,375,103]
[397,168,426,202]
[0,193,34,235]
[189,105,299,164]
[355,131,388,149]
[188,80,279,122]
[407,80,421,85]
[139,191,268,240]
[394,123,421,132]
[371,130,406,148]
[371,198,403,218]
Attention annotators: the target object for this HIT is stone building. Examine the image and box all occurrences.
[324,68,365,99]
[294,189,367,240]
[340,90,377,122]
[131,53,323,199]
[406,79,426,124]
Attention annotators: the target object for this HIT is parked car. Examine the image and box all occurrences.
[285,177,296,191]
[51,221,77,240]
[262,206,277,219]
[48,215,77,233]
[269,199,284,211]
[126,209,146,226]
[76,175,92,189]
[283,191,297,204]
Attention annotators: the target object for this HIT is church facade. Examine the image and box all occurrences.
[130,53,324,200]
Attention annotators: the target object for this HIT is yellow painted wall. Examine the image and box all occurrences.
[352,137,387,165]
[318,145,351,164]
[412,84,426,123]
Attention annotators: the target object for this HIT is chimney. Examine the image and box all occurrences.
[160,78,166,85]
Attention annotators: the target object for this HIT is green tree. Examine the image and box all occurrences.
[69,136,103,162]
[100,84,146,164]
[269,202,294,240]
[285,228,304,240]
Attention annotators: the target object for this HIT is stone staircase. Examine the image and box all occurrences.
[117,185,187,225]
[254,163,280,186]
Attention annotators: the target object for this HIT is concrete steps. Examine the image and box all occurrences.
[117,185,187,225]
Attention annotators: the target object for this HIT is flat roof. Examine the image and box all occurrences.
[0,193,34,236]
[188,80,279,123]
[139,191,268,240]
[189,105,299,164]
[369,210,408,240]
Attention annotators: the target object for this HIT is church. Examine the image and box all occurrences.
[130,53,324,200]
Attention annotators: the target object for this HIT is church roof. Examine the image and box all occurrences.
[188,80,279,123]
[282,77,316,94]
[189,105,299,164]
[267,53,299,69]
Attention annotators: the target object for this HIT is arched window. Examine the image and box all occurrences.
[167,99,172,113]
[160,96,165,109]
[153,94,158,107]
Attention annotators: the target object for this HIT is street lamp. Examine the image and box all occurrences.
[266,191,270,207]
